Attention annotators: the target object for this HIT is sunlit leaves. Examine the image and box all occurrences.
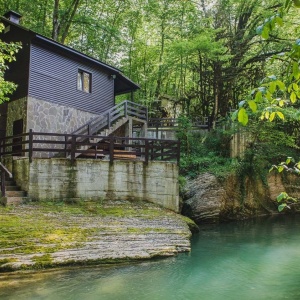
[248,100,257,112]
[238,107,248,126]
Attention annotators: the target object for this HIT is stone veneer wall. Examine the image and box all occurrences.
[26,97,100,157]
[10,158,179,212]
[27,97,99,134]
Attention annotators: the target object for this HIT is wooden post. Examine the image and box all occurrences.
[28,129,33,163]
[124,101,128,118]
[145,140,149,165]
[108,112,111,128]
[64,135,68,158]
[109,136,114,164]
[1,170,5,197]
[71,135,76,163]
[177,140,180,166]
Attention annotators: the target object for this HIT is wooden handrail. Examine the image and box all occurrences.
[148,117,209,129]
[0,162,12,197]
[72,100,148,137]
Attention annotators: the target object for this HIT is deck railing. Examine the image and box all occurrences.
[0,131,180,164]
[72,100,148,137]
[148,117,209,129]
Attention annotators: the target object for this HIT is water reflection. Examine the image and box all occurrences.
[1,214,300,300]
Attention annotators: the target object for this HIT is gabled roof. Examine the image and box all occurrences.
[0,15,140,95]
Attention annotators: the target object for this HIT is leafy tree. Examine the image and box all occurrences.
[233,0,300,211]
[0,23,21,103]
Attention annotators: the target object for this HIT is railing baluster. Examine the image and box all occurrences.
[1,170,5,197]
[124,101,128,118]
[109,136,114,164]
[71,135,76,163]
[145,140,149,165]
[28,129,33,163]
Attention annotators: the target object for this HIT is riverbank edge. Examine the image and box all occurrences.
[0,200,198,273]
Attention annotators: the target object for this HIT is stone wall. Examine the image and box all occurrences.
[10,158,179,212]
[27,97,99,134]
[26,97,100,158]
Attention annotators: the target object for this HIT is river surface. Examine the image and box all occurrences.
[1,214,300,300]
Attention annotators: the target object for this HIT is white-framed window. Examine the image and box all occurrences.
[77,70,91,93]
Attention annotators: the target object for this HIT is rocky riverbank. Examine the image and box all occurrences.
[0,200,195,272]
[182,172,300,223]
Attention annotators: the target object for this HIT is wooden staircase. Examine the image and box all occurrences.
[67,100,147,159]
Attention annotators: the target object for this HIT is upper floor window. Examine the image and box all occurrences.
[77,70,91,93]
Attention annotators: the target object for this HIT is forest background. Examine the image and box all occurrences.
[2,0,299,121]
[1,0,300,189]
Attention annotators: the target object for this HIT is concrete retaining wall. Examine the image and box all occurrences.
[10,158,179,212]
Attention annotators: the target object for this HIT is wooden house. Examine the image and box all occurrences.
[0,11,142,142]
[0,11,180,211]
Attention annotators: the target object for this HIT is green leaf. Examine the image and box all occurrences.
[255,91,262,102]
[262,25,270,39]
[279,100,285,107]
[290,91,297,103]
[278,165,284,172]
[269,112,276,121]
[277,80,286,91]
[293,62,299,78]
[231,110,238,121]
[275,16,283,26]
[276,111,284,120]
[269,81,276,93]
[248,100,257,112]
[293,83,299,91]
[238,108,248,126]
[277,192,288,202]
[278,203,287,212]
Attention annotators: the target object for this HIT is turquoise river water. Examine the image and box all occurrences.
[1,214,300,300]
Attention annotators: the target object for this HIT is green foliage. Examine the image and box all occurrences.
[178,123,235,179]
[176,115,192,153]
[0,23,21,103]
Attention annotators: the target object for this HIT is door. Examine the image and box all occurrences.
[12,119,23,156]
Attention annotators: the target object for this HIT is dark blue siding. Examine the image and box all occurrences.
[29,43,114,114]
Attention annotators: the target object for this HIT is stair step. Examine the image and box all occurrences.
[5,186,21,191]
[5,190,26,197]
[1,197,30,206]
[4,180,16,186]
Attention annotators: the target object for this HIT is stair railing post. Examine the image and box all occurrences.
[177,140,180,166]
[71,135,76,164]
[124,101,128,118]
[145,140,149,165]
[64,135,68,158]
[28,129,33,163]
[109,136,114,164]
[107,111,111,129]
[1,170,5,197]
